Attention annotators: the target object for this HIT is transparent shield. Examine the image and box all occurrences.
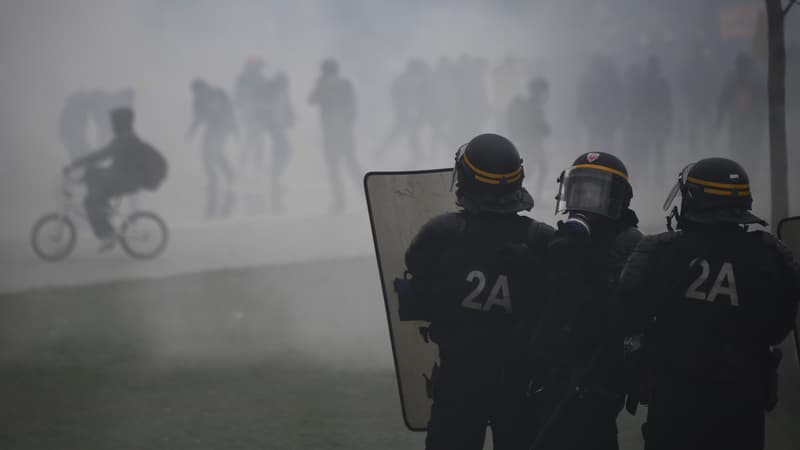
[364,168,457,431]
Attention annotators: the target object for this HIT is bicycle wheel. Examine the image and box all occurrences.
[30,213,77,261]
[119,211,168,259]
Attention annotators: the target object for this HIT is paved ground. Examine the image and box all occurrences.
[0,211,374,294]
[1,256,798,449]
[2,209,798,449]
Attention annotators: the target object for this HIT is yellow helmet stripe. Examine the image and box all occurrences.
[463,152,522,179]
[703,187,751,197]
[474,173,523,185]
[571,164,629,181]
[687,176,749,190]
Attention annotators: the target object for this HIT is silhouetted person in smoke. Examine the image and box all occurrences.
[627,56,672,186]
[308,59,361,213]
[491,54,536,135]
[187,78,238,220]
[425,54,491,162]
[64,108,165,251]
[507,75,551,196]
[577,55,626,153]
[428,56,457,160]
[378,59,434,167]
[59,88,135,160]
[260,71,294,213]
[235,59,294,213]
[680,39,716,156]
[716,52,767,174]
[449,54,491,150]
[235,58,269,171]
[624,61,645,165]
[93,88,135,149]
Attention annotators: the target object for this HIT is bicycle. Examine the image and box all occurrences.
[30,170,169,261]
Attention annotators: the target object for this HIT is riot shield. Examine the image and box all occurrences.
[364,168,456,431]
[778,216,800,368]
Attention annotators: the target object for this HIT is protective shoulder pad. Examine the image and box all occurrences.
[405,212,466,274]
[526,218,556,250]
[619,231,679,290]
[609,226,645,280]
[613,227,645,258]
[416,212,466,241]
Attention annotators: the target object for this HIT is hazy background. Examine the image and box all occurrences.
[1,0,797,236]
[0,1,799,449]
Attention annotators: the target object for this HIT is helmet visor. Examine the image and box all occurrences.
[450,143,467,192]
[558,167,628,219]
[663,180,681,211]
[663,163,693,211]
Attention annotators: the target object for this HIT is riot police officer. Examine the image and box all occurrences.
[619,157,799,450]
[527,152,643,450]
[401,133,553,450]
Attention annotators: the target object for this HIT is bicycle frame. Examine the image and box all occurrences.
[57,170,130,232]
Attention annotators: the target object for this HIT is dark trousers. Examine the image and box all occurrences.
[425,361,534,450]
[267,126,291,212]
[322,128,361,211]
[644,383,765,450]
[530,387,622,450]
[84,168,137,239]
[202,131,234,219]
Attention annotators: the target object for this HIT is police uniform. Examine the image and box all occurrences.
[402,134,553,450]
[620,158,800,450]
[528,152,642,450]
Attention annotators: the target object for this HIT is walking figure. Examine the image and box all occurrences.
[188,78,238,219]
[508,76,551,196]
[716,52,767,174]
[378,59,434,168]
[308,59,361,213]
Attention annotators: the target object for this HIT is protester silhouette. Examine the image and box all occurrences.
[716,52,767,174]
[308,59,361,213]
[378,59,434,168]
[508,76,551,196]
[626,56,672,185]
[187,78,238,219]
[577,54,626,153]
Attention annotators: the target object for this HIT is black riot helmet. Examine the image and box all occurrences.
[555,152,632,220]
[663,157,766,228]
[452,133,534,214]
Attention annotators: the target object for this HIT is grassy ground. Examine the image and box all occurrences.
[0,256,796,449]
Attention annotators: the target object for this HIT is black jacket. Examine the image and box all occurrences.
[404,211,553,361]
[620,224,799,391]
[531,209,643,393]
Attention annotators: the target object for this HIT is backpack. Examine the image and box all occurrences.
[136,140,168,191]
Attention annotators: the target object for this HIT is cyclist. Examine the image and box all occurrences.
[64,107,163,251]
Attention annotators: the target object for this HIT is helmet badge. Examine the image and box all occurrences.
[586,152,600,163]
